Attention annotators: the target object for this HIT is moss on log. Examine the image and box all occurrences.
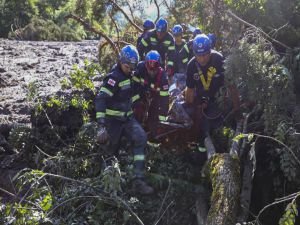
[205,153,241,225]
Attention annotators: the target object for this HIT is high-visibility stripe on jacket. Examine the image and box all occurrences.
[137,30,176,70]
[134,61,169,121]
[95,64,141,122]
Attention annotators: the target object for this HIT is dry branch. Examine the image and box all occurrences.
[154,0,161,22]
[108,0,142,32]
[65,13,119,55]
[226,10,291,50]
[109,13,121,49]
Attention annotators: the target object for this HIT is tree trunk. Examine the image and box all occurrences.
[204,153,241,225]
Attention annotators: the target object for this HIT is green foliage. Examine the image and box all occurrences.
[225,32,300,197]
[8,126,32,151]
[98,44,118,72]
[27,81,39,102]
[8,17,86,41]
[232,133,254,143]
[101,159,122,195]
[0,170,53,225]
[5,120,204,225]
[225,33,296,133]
[0,0,38,37]
[67,59,102,91]
[279,202,298,225]
[224,0,266,14]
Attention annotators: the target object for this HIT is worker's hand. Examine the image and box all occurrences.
[96,125,109,144]
[166,67,174,78]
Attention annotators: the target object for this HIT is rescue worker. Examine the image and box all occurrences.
[172,24,186,74]
[137,17,176,81]
[137,19,155,48]
[95,45,154,195]
[133,50,169,138]
[180,28,202,68]
[185,34,224,158]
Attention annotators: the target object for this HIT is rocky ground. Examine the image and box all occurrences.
[0,39,99,125]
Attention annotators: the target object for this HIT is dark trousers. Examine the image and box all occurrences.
[184,101,223,140]
[106,117,147,178]
[147,97,160,137]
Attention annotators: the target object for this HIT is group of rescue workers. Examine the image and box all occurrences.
[95,17,224,195]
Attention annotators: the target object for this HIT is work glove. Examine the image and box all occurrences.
[97,124,109,144]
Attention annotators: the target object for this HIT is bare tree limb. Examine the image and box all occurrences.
[108,0,142,32]
[226,10,291,50]
[253,133,300,167]
[0,186,16,197]
[109,13,121,49]
[256,192,300,224]
[153,179,172,225]
[125,0,136,22]
[65,13,119,54]
[267,22,289,38]
[99,40,131,54]
[153,0,160,22]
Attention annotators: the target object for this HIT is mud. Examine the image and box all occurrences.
[0,39,99,124]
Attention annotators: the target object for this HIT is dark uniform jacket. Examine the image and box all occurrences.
[186,50,224,104]
[137,31,152,50]
[137,30,176,70]
[133,61,169,121]
[95,64,140,123]
[174,40,186,73]
[180,39,194,68]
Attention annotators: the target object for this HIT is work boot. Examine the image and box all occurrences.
[131,179,154,195]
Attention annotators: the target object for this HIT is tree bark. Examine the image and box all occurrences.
[204,153,241,225]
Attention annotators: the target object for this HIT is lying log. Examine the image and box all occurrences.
[204,153,241,225]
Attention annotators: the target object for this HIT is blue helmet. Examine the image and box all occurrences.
[119,45,139,66]
[193,28,202,37]
[145,50,161,70]
[193,34,211,56]
[155,18,168,32]
[172,24,183,36]
[143,19,155,30]
[207,33,216,48]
